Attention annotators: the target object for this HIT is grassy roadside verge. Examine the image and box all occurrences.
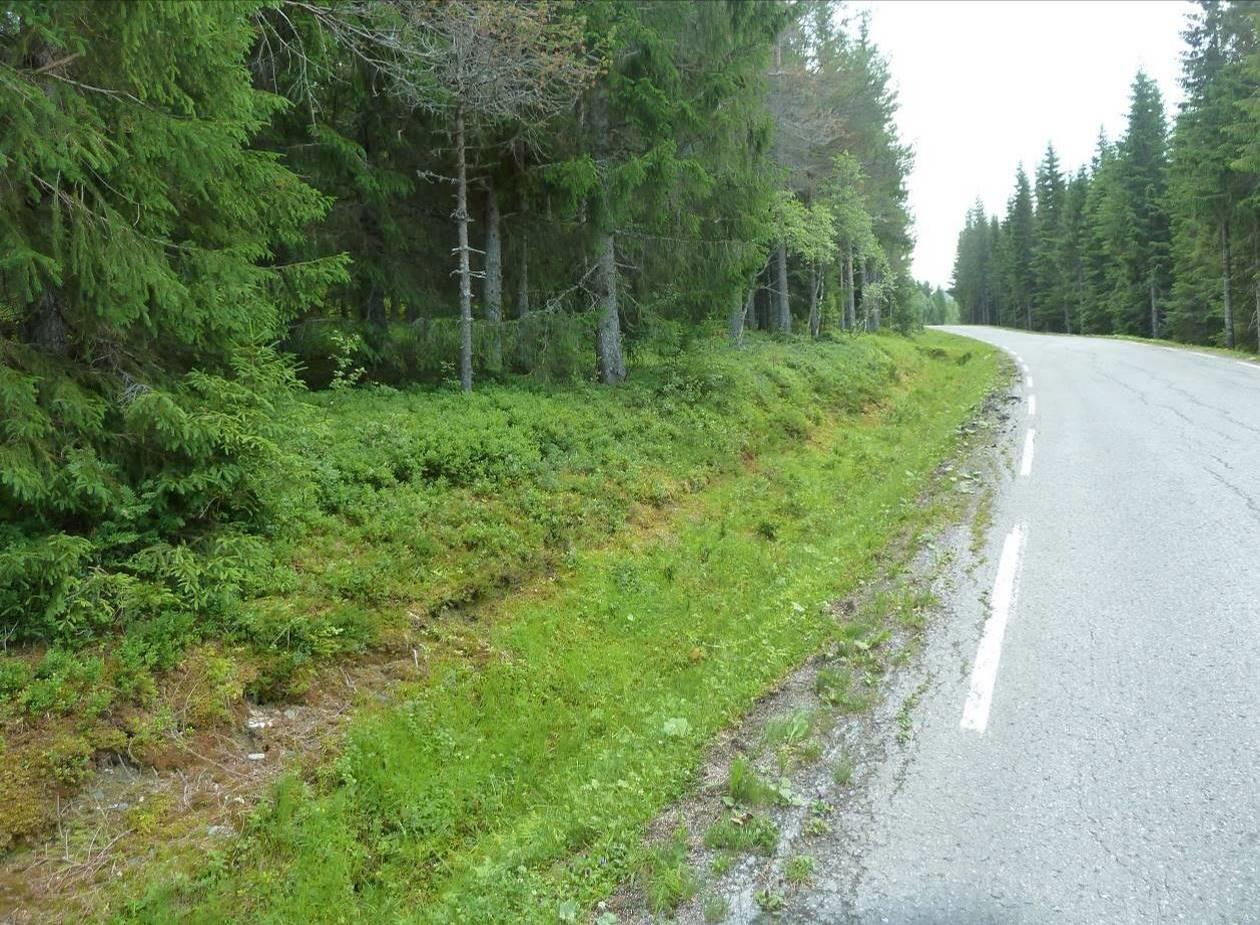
[0,334,913,853]
[115,331,999,923]
[1110,332,1260,361]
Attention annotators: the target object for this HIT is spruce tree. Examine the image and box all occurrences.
[1001,166,1036,329]
[1095,71,1171,336]
[0,1,344,640]
[1032,144,1068,331]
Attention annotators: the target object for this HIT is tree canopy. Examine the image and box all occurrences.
[0,0,920,647]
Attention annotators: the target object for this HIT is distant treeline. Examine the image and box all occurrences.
[952,2,1260,351]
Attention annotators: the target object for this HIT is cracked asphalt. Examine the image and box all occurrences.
[823,328,1260,924]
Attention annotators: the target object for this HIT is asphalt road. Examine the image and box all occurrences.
[825,328,1260,923]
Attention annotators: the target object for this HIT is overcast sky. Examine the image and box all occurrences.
[853,0,1195,287]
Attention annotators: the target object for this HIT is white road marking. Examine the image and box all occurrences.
[961,524,1028,733]
[1026,375,1034,389]
[1028,395,1036,417]
[1019,429,1036,477]
[1237,361,1260,372]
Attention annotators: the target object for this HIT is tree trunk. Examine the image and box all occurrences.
[729,287,746,344]
[869,263,881,331]
[364,285,386,326]
[808,262,821,338]
[595,231,625,384]
[1149,274,1159,340]
[775,241,790,333]
[1254,236,1260,353]
[590,85,624,383]
[1074,263,1084,335]
[484,178,502,369]
[1024,298,1031,331]
[845,247,856,331]
[1222,218,1235,349]
[29,290,67,357]
[455,104,473,392]
[1254,261,1260,353]
[516,237,529,317]
[859,260,869,331]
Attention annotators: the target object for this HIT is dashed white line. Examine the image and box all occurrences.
[960,524,1028,733]
[1026,375,1034,389]
[1028,395,1036,417]
[1019,429,1036,477]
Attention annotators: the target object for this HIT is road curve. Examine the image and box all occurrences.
[830,327,1260,923]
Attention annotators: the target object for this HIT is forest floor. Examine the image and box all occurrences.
[0,331,1001,924]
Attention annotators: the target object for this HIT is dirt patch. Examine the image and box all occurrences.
[0,647,424,924]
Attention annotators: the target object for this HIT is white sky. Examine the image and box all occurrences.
[853,0,1195,287]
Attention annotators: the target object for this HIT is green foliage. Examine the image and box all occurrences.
[784,853,815,884]
[114,332,998,923]
[640,826,700,915]
[705,813,781,856]
[725,758,785,808]
[0,1,344,646]
[703,894,731,924]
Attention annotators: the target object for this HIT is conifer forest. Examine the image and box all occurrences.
[952,4,1260,349]
[2,2,1256,923]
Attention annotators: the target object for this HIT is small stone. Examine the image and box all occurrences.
[207,825,232,838]
[247,752,266,761]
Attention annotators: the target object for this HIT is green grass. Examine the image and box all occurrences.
[703,893,731,923]
[725,758,784,807]
[1111,332,1260,359]
[784,854,815,885]
[832,754,855,787]
[814,666,870,712]
[106,331,997,923]
[639,827,699,915]
[755,888,786,913]
[0,333,934,849]
[704,813,780,855]
[763,710,812,748]
[803,800,833,837]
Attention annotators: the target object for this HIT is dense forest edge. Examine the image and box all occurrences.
[0,0,987,915]
[951,2,1260,352]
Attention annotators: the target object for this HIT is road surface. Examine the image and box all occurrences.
[813,327,1260,923]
